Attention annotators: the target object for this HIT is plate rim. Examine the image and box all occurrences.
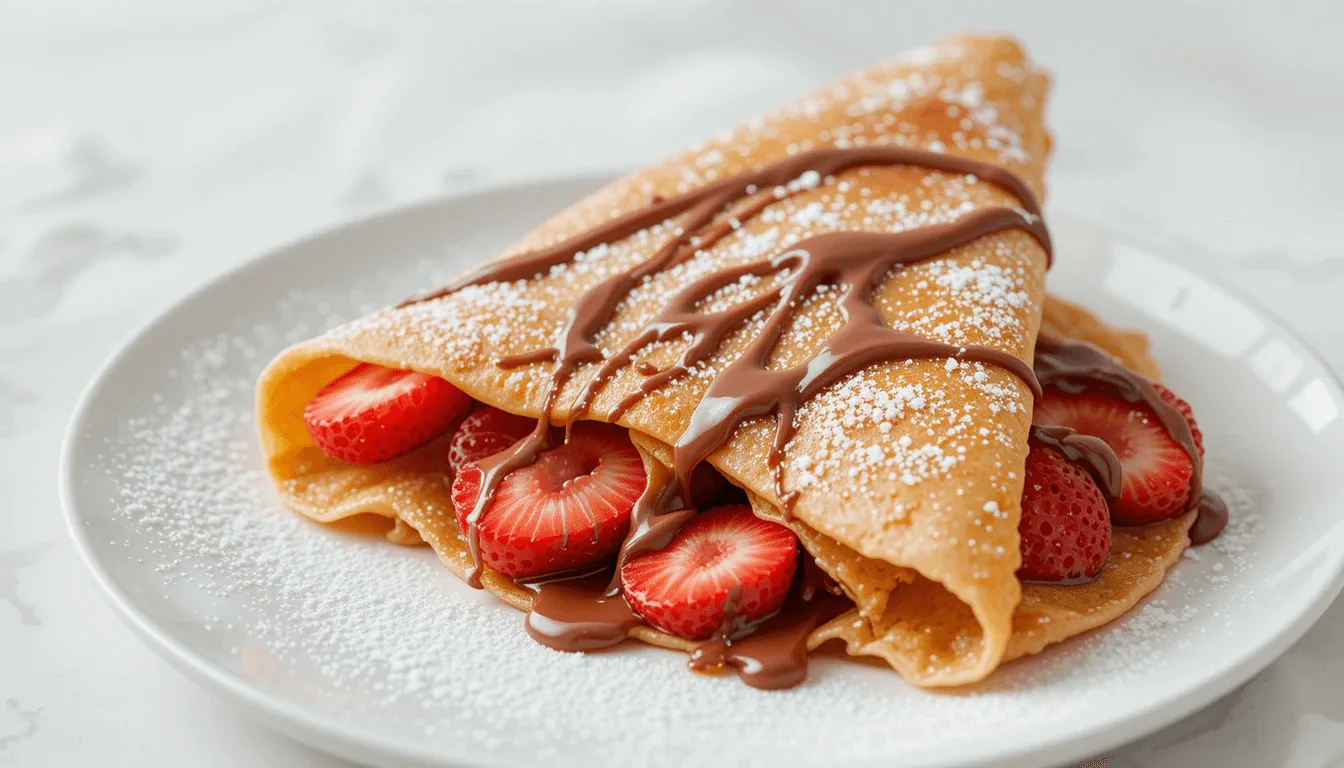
[59,174,1344,768]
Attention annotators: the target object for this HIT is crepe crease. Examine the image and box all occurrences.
[256,36,1193,688]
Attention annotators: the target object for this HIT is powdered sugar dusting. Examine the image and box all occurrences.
[786,360,1023,513]
[74,247,1275,765]
[309,38,1049,580]
[699,37,1047,171]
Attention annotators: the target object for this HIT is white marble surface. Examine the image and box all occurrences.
[3,2,1343,766]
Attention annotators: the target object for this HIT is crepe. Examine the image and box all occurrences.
[257,35,1193,688]
[809,294,1195,683]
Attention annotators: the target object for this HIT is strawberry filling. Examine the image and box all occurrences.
[620,505,798,640]
[1020,365,1208,582]
[1016,445,1112,582]
[301,364,808,641]
[302,363,470,465]
[446,406,536,478]
[300,353,1207,615]
[1034,390,1196,525]
[451,422,647,580]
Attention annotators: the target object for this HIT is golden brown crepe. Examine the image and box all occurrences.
[257,35,1194,688]
[809,297,1194,683]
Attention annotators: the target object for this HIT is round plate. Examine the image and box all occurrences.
[62,176,1344,768]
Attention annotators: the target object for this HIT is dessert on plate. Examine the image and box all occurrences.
[256,34,1226,690]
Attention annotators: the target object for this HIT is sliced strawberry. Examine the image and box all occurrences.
[447,406,536,477]
[1153,383,1205,458]
[1017,445,1111,582]
[451,422,645,579]
[1033,389,1198,526]
[620,505,798,640]
[303,363,470,465]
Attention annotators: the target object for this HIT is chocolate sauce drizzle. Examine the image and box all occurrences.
[526,556,849,690]
[405,146,1051,586]
[524,576,642,652]
[396,141,1225,687]
[1027,424,1123,500]
[1190,489,1229,545]
[687,593,849,690]
[1032,335,1227,543]
[683,555,848,689]
[605,457,695,595]
[526,337,1229,688]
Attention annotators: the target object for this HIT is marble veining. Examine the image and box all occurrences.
[0,699,40,756]
[0,542,55,626]
[14,137,140,213]
[0,225,176,323]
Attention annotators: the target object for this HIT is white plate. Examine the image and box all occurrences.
[62,176,1344,768]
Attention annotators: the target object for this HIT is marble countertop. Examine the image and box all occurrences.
[4,2,1343,766]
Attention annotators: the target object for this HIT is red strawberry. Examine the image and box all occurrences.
[451,422,645,579]
[1033,387,1201,526]
[1017,446,1112,582]
[621,505,798,640]
[303,363,470,465]
[447,406,536,477]
[1153,383,1205,458]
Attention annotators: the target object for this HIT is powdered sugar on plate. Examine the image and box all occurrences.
[72,243,1271,767]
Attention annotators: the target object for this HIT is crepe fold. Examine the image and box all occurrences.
[257,35,1192,688]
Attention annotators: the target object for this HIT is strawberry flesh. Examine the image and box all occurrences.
[1017,446,1112,582]
[1153,382,1205,458]
[447,406,536,477]
[1033,389,1198,525]
[620,505,798,640]
[303,363,470,465]
[451,422,645,579]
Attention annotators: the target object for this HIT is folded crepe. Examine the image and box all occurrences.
[257,35,1194,688]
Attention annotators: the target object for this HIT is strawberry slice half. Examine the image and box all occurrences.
[446,406,536,477]
[620,505,798,641]
[303,363,470,465]
[451,422,645,579]
[1033,386,1202,525]
[1017,445,1112,582]
[1153,382,1205,458]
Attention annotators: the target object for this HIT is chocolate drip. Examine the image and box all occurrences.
[515,563,610,588]
[1028,423,1123,500]
[606,458,695,595]
[687,581,746,660]
[1034,335,1203,511]
[1190,489,1229,545]
[409,146,1049,305]
[1032,335,1228,547]
[525,577,642,652]
[664,217,1046,511]
[422,146,1051,585]
[460,420,553,588]
[527,556,851,689]
[688,579,849,690]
